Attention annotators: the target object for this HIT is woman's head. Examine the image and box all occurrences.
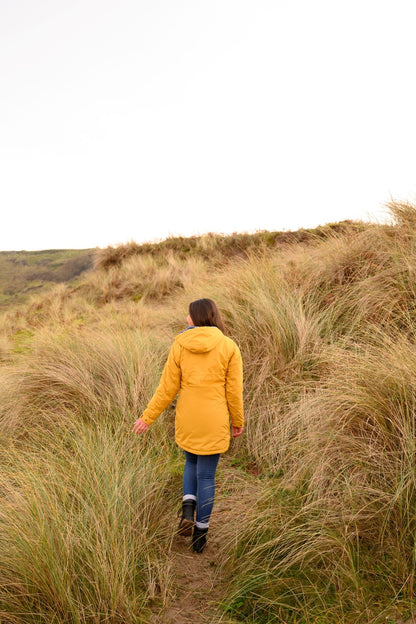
[188,298,225,333]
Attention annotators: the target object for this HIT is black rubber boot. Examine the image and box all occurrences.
[191,525,208,553]
[177,499,196,536]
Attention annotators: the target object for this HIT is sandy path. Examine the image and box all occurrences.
[150,460,416,624]
[152,461,258,624]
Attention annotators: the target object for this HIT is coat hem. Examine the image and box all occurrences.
[176,440,230,455]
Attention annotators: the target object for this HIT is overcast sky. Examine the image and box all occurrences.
[1,0,415,251]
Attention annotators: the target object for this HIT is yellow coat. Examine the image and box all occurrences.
[141,326,244,454]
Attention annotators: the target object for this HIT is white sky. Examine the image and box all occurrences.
[1,0,415,251]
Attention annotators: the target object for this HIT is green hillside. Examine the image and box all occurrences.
[0,248,95,308]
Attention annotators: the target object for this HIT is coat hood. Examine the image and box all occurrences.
[175,326,224,353]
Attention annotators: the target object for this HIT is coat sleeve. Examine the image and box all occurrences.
[225,344,244,427]
[141,343,181,426]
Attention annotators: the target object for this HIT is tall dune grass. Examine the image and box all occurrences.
[94,222,364,270]
[221,328,416,622]
[213,207,416,622]
[78,253,208,305]
[2,201,416,623]
[0,327,170,436]
[0,419,176,624]
[0,326,180,623]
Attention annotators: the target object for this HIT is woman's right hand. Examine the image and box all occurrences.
[232,426,244,438]
[132,418,150,434]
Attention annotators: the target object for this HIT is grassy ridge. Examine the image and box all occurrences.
[0,249,95,308]
[0,223,362,308]
[94,221,364,269]
[1,202,416,622]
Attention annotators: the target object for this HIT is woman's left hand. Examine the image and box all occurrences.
[132,418,150,434]
[232,426,244,438]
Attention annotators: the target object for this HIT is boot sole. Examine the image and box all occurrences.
[177,518,194,536]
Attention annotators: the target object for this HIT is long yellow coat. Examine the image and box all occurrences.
[141,326,244,454]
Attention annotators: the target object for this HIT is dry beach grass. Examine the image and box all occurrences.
[1,202,416,622]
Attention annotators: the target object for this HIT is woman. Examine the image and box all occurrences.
[132,298,244,553]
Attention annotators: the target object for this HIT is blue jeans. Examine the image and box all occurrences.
[182,451,220,526]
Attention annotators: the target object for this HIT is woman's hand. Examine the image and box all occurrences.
[132,418,149,434]
[232,426,244,438]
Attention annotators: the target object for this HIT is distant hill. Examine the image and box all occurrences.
[0,249,95,308]
[0,221,365,308]
[94,221,364,269]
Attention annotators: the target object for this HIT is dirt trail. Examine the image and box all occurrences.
[150,462,416,624]
[152,462,258,624]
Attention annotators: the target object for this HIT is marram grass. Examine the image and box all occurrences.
[0,325,178,623]
[0,419,176,623]
[2,201,416,622]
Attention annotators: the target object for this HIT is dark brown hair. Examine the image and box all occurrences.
[189,298,225,333]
